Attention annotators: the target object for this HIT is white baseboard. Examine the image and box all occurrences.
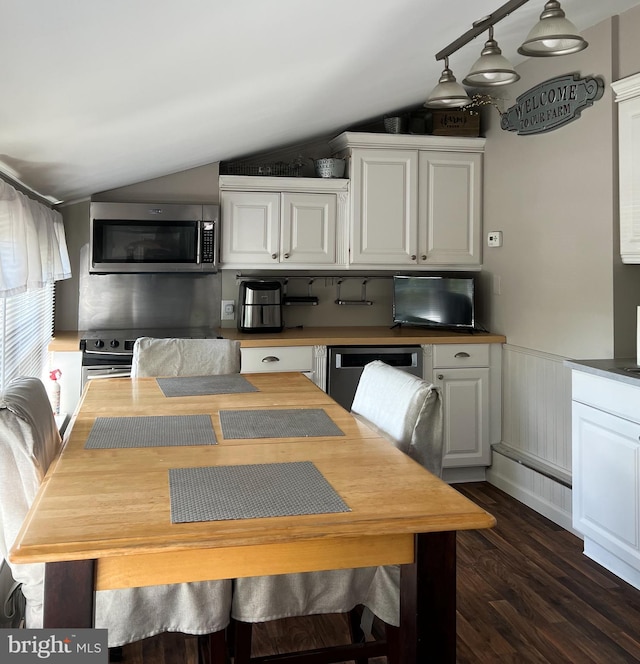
[487,454,577,535]
[442,466,486,484]
[584,538,640,591]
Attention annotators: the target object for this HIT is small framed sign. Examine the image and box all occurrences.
[501,73,604,135]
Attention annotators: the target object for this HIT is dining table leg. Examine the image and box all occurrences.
[393,531,457,664]
[43,560,96,628]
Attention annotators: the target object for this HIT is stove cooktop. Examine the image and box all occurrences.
[80,328,219,353]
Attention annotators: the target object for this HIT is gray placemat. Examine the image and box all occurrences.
[219,408,345,439]
[169,461,350,523]
[157,374,259,398]
[85,415,217,449]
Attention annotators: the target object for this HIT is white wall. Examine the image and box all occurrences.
[482,18,627,360]
[483,12,640,525]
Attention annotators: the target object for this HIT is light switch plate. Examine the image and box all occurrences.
[487,231,503,247]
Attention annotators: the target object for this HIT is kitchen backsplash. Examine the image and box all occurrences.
[78,245,222,331]
[220,271,393,329]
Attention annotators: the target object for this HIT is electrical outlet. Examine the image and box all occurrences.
[221,299,235,320]
[487,231,503,247]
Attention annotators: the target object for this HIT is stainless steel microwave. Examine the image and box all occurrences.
[89,201,219,274]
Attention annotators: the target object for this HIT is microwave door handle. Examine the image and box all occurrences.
[196,220,202,264]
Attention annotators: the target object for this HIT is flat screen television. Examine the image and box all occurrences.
[392,275,476,331]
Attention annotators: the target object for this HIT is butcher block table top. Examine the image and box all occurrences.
[10,371,495,663]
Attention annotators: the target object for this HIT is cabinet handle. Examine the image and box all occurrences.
[437,374,444,380]
[261,356,280,363]
[271,253,278,260]
[283,253,290,259]
[421,254,427,261]
[411,255,417,261]
[454,352,470,358]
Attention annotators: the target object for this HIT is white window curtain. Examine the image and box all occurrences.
[0,179,71,390]
[0,179,71,297]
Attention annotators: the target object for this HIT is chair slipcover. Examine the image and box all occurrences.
[232,360,444,628]
[351,360,444,477]
[231,568,378,623]
[131,337,241,378]
[0,377,232,647]
[352,360,445,627]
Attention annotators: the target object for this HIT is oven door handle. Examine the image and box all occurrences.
[83,350,132,357]
[85,370,131,381]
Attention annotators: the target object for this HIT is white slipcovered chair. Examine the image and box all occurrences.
[352,359,444,630]
[231,360,443,664]
[0,377,231,663]
[131,337,241,378]
[351,359,444,478]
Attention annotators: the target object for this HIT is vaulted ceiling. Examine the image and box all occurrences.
[2,0,639,204]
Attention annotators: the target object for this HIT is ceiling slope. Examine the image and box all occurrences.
[1,0,638,203]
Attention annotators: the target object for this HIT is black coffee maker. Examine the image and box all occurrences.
[238,281,283,333]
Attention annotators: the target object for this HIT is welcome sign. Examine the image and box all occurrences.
[501,74,604,135]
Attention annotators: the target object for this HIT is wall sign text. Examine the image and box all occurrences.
[501,74,604,135]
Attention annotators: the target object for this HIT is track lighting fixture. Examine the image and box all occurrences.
[424,0,588,108]
[518,1,588,57]
[424,56,471,109]
[463,25,520,87]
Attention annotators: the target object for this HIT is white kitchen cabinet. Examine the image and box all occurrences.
[418,150,482,265]
[219,176,348,269]
[329,132,484,269]
[612,73,640,264]
[348,148,418,264]
[240,345,327,390]
[570,369,640,590]
[422,343,500,482]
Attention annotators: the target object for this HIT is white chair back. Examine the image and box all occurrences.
[0,377,61,628]
[131,337,241,378]
[0,376,232,647]
[352,361,444,629]
[351,360,444,477]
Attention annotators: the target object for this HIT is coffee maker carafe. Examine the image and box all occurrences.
[238,281,283,333]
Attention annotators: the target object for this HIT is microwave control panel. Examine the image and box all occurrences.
[201,221,215,263]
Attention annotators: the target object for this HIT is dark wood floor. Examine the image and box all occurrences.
[117,482,640,663]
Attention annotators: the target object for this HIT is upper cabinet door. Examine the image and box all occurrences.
[349,149,418,265]
[281,193,337,264]
[613,74,640,264]
[418,151,482,265]
[220,191,280,264]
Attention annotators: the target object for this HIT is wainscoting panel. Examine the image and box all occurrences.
[487,344,575,531]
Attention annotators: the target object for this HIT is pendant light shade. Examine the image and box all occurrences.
[424,57,471,108]
[517,0,588,57]
[462,26,520,87]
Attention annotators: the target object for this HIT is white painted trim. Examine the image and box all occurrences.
[219,175,349,194]
[584,538,640,591]
[487,454,577,534]
[328,132,486,153]
[611,72,640,102]
[442,466,486,484]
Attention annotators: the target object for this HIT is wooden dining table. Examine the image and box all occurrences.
[10,372,495,663]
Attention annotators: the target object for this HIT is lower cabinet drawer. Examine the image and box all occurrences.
[241,346,314,373]
[433,343,490,368]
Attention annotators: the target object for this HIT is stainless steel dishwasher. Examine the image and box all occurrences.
[327,346,423,411]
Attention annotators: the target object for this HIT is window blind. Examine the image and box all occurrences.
[0,283,54,390]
